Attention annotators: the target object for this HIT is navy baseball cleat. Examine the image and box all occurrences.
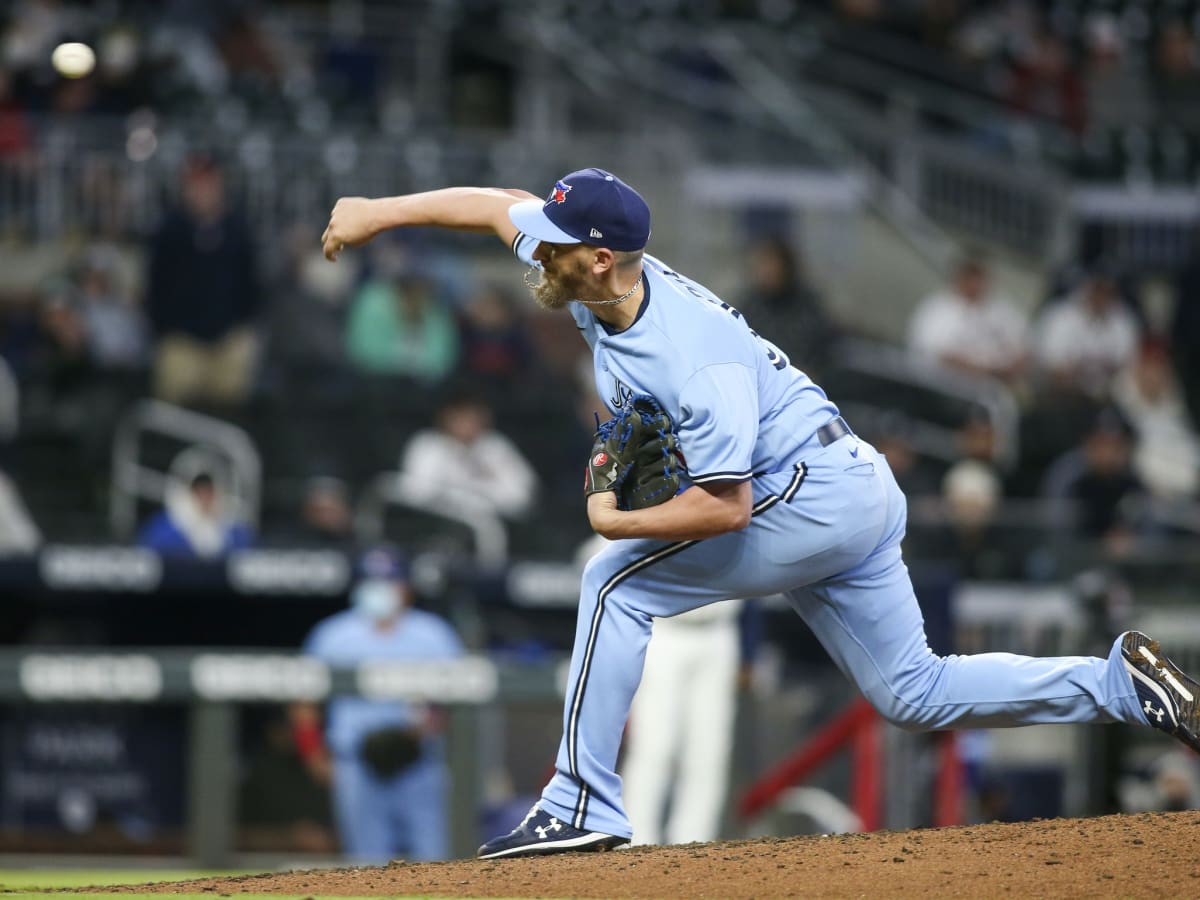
[476,805,628,859]
[1122,631,1200,753]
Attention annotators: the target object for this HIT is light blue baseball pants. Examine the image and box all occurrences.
[332,754,449,862]
[539,435,1145,838]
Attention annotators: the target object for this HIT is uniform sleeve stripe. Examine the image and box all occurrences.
[690,470,753,484]
[510,231,523,256]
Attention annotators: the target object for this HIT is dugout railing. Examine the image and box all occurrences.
[0,648,549,865]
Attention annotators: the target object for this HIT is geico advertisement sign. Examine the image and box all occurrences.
[39,547,162,591]
[227,550,350,594]
[191,654,331,701]
[358,657,498,703]
[20,654,163,700]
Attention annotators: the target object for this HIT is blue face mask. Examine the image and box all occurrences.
[352,580,400,622]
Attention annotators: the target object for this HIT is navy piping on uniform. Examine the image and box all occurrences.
[690,470,754,484]
[750,462,807,515]
[566,460,809,829]
[569,538,698,827]
[782,462,808,502]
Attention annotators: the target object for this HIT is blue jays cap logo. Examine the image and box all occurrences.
[549,180,572,204]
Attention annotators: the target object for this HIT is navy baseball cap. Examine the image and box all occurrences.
[508,168,650,251]
[355,546,410,582]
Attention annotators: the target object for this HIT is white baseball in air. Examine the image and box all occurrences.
[51,42,96,79]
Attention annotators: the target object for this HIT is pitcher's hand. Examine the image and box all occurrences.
[322,197,377,261]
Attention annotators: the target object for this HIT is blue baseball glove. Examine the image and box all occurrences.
[584,396,682,510]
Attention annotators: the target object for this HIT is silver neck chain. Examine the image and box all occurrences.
[525,269,643,307]
[581,275,643,307]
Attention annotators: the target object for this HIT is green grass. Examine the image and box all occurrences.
[0,868,529,899]
[0,871,242,889]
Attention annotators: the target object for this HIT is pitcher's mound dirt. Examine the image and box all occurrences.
[97,811,1200,899]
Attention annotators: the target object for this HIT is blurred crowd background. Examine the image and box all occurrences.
[2,0,1200,866]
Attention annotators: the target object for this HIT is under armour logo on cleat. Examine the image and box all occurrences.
[589,227,603,239]
[535,818,563,839]
[1144,700,1165,723]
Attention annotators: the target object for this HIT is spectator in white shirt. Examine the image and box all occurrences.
[1112,339,1200,499]
[907,255,1028,383]
[399,387,537,520]
[1035,270,1141,398]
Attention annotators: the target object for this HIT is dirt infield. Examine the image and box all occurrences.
[103,812,1200,899]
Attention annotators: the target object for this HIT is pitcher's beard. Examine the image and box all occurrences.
[525,266,584,311]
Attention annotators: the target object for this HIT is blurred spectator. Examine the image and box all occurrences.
[907,254,1028,384]
[868,413,942,497]
[75,246,147,370]
[1152,752,1200,812]
[280,476,357,549]
[298,546,464,862]
[145,155,261,406]
[1005,30,1086,134]
[739,237,836,378]
[1154,22,1200,133]
[399,386,537,521]
[1035,269,1141,398]
[457,283,535,382]
[1041,408,1144,543]
[266,226,357,374]
[924,458,1009,579]
[954,2,1039,69]
[345,268,458,381]
[1172,241,1200,424]
[137,470,254,558]
[1082,15,1150,131]
[834,0,883,23]
[33,288,90,396]
[217,12,279,101]
[239,710,337,853]
[957,407,1000,467]
[0,68,31,158]
[1111,340,1200,500]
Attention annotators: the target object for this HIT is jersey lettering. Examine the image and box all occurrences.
[609,377,634,410]
[659,267,789,371]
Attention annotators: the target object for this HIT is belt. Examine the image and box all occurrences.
[815,416,852,447]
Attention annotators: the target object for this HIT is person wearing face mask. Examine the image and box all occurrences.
[296,546,464,862]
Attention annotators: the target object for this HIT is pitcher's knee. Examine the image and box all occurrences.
[860,669,948,732]
[862,686,935,731]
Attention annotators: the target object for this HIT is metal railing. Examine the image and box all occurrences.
[109,400,262,538]
[354,471,509,569]
[835,338,1021,470]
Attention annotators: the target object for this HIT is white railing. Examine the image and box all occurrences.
[836,338,1021,470]
[109,400,261,538]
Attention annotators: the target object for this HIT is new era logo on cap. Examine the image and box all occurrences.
[508,168,651,251]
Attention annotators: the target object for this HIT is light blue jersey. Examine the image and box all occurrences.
[303,607,463,862]
[304,608,464,757]
[515,234,838,484]
[510,233,1145,843]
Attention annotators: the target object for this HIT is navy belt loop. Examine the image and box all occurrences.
[816,416,852,448]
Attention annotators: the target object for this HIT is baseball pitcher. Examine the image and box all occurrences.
[321,168,1200,859]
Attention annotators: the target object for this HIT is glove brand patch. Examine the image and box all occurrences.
[584,395,683,510]
[549,181,572,204]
